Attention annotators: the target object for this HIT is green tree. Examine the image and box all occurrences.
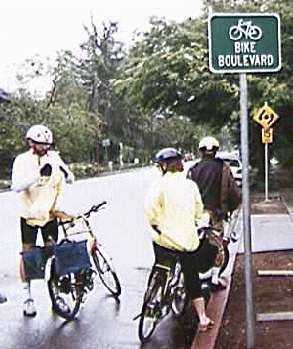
[75,19,127,163]
[115,16,239,158]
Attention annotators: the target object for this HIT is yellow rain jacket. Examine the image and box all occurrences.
[145,171,204,252]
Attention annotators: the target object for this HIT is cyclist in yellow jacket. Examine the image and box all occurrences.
[145,148,215,332]
[11,124,74,317]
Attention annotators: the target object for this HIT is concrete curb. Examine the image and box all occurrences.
[191,281,231,349]
[279,190,293,222]
[190,211,242,349]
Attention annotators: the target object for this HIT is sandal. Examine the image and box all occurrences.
[198,319,215,332]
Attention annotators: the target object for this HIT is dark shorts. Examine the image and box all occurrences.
[21,218,58,245]
[153,240,218,299]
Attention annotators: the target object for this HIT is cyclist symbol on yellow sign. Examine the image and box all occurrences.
[253,102,279,129]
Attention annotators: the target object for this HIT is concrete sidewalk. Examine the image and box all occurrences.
[238,214,293,253]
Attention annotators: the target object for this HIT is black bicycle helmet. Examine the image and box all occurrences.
[154,147,183,163]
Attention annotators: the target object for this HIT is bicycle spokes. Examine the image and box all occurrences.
[47,260,85,320]
[92,250,121,297]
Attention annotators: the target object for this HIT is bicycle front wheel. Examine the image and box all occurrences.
[47,259,83,320]
[138,270,162,343]
[92,247,121,297]
[171,272,187,317]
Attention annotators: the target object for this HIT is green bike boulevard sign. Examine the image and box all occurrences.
[208,13,281,73]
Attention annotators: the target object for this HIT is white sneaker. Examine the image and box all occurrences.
[23,298,37,317]
[55,296,70,313]
[0,292,7,304]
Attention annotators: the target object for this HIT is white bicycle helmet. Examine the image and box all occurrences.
[26,125,53,144]
[154,148,183,163]
[198,136,219,151]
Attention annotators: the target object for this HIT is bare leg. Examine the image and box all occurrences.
[20,243,34,282]
[192,297,214,332]
[21,243,36,316]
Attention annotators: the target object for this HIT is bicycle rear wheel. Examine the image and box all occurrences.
[219,245,230,276]
[138,270,163,343]
[47,259,84,320]
[92,246,121,297]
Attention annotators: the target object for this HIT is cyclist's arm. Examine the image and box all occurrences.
[50,173,65,212]
[55,152,75,184]
[192,182,205,226]
[222,163,242,213]
[50,209,75,221]
[144,184,163,229]
[227,167,241,204]
[11,156,40,192]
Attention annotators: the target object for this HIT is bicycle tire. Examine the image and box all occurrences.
[219,245,230,276]
[138,270,162,343]
[171,272,187,317]
[92,247,121,297]
[47,258,83,320]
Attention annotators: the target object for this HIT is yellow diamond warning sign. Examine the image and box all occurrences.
[253,103,279,129]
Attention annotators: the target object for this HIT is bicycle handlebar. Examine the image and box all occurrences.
[59,201,107,226]
[80,201,107,219]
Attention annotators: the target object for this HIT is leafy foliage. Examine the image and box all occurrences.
[1,2,292,179]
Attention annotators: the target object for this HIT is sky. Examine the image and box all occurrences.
[0,0,203,94]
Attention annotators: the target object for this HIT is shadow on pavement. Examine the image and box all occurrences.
[140,306,198,349]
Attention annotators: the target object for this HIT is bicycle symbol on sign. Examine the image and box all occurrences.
[229,19,262,41]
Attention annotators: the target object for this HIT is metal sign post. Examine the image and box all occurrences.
[102,138,111,163]
[209,12,281,349]
[240,73,255,349]
[265,142,269,201]
[253,103,279,201]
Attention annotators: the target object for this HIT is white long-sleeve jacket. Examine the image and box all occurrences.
[11,149,74,227]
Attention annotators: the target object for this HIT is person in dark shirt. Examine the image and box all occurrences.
[187,136,241,290]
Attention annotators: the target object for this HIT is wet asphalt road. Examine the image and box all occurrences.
[0,167,197,349]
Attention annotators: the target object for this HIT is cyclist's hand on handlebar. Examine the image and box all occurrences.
[51,210,76,221]
[83,202,107,217]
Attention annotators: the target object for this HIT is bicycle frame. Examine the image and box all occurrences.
[47,201,121,320]
[60,216,96,252]
[138,257,185,342]
[58,202,107,247]
[153,263,173,299]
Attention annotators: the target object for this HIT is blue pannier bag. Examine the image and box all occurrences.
[54,239,91,277]
[21,247,47,279]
